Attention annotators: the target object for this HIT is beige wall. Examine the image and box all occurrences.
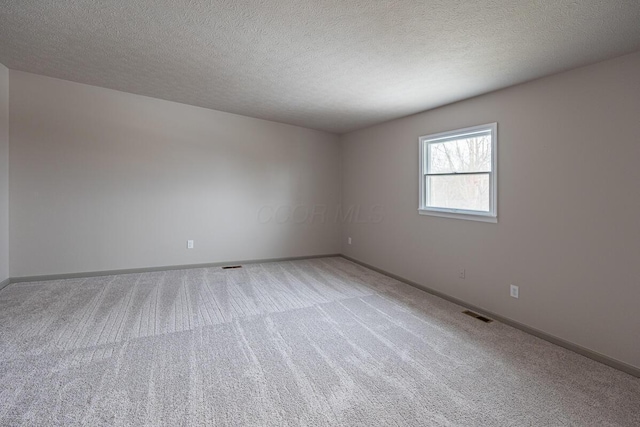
[0,64,8,282]
[6,52,640,368]
[9,71,341,277]
[340,52,640,369]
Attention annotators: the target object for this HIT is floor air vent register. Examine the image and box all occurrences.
[462,310,493,323]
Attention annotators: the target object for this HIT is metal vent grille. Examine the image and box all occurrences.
[221,265,243,270]
[462,310,493,323]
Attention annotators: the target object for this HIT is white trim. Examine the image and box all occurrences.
[418,122,498,222]
[418,208,498,223]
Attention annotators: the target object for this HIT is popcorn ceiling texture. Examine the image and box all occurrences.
[1,1,640,133]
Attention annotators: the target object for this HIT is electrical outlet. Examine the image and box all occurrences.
[348,237,352,245]
[510,284,519,299]
[458,268,466,279]
[187,240,194,249]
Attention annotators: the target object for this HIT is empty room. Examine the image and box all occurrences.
[1,1,639,425]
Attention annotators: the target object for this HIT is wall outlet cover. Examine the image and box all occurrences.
[510,284,519,299]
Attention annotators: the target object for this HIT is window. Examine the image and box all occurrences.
[418,123,497,222]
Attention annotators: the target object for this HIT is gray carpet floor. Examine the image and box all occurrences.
[0,257,638,426]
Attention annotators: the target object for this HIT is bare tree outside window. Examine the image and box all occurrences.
[427,134,491,211]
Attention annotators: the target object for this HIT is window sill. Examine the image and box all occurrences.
[418,208,498,223]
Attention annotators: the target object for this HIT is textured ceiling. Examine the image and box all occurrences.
[1,1,640,134]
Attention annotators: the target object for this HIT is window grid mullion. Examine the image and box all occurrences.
[425,171,491,177]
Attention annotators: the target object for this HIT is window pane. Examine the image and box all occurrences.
[426,174,490,212]
[428,134,491,174]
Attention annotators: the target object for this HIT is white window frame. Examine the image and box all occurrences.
[418,123,498,223]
